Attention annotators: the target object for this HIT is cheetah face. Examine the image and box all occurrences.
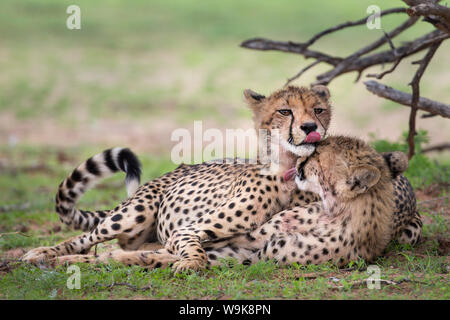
[244,85,332,157]
[295,136,385,214]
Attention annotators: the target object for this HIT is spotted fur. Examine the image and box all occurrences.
[22,86,420,271]
[202,136,412,267]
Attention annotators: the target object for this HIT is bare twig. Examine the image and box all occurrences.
[402,0,439,6]
[366,58,403,79]
[241,2,449,153]
[316,29,447,84]
[365,30,404,80]
[421,143,450,153]
[418,195,449,206]
[243,30,449,86]
[284,60,321,86]
[94,281,152,292]
[0,260,25,273]
[364,80,450,118]
[421,112,438,118]
[240,38,342,66]
[0,231,30,238]
[407,41,442,159]
[0,203,31,213]
[242,8,408,64]
[330,277,427,290]
[304,8,407,47]
[316,17,419,85]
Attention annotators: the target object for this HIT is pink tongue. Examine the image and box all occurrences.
[305,131,321,143]
[283,167,297,182]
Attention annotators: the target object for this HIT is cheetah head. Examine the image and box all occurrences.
[295,136,392,215]
[244,85,331,158]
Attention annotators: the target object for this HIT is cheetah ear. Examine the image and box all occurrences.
[349,164,380,195]
[311,85,330,101]
[244,89,266,109]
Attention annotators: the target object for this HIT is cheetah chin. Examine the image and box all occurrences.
[280,140,316,157]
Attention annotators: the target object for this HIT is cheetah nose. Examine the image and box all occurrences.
[300,122,318,135]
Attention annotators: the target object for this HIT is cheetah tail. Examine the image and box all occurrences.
[55,147,142,231]
[381,151,409,178]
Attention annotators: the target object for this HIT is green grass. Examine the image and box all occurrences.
[0,0,449,300]
[0,145,448,300]
[1,254,448,300]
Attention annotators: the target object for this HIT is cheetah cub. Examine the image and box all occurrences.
[204,136,399,267]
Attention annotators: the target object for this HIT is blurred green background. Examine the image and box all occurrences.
[0,0,448,155]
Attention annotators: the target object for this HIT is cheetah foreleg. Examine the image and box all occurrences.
[51,248,178,268]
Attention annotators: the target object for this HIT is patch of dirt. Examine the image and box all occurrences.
[438,238,450,256]
[13,224,29,233]
[417,184,450,200]
[0,162,54,176]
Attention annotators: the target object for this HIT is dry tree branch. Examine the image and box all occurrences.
[366,59,403,79]
[278,8,409,86]
[315,16,419,85]
[242,29,449,85]
[94,281,152,292]
[366,31,404,79]
[0,202,31,213]
[240,38,342,66]
[407,40,442,158]
[417,195,449,205]
[421,112,438,118]
[0,231,30,238]
[329,277,428,290]
[304,8,407,47]
[406,2,450,33]
[241,1,449,158]
[316,29,448,83]
[364,80,450,118]
[241,8,409,68]
[285,60,321,87]
[240,0,449,86]
[422,142,450,153]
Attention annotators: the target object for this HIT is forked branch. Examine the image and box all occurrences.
[240,0,449,159]
[406,41,442,158]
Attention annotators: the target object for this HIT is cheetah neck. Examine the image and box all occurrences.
[329,187,394,258]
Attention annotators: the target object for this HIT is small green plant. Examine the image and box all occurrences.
[370,130,450,188]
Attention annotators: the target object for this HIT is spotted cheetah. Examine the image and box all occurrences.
[204,149,422,266]
[205,136,424,266]
[202,136,419,267]
[21,86,420,271]
[21,85,330,271]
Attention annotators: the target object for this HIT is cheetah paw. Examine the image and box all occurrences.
[172,259,205,273]
[21,247,56,264]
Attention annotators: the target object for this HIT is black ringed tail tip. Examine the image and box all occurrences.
[55,147,142,231]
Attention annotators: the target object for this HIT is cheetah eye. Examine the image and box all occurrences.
[277,109,292,116]
[314,108,325,115]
